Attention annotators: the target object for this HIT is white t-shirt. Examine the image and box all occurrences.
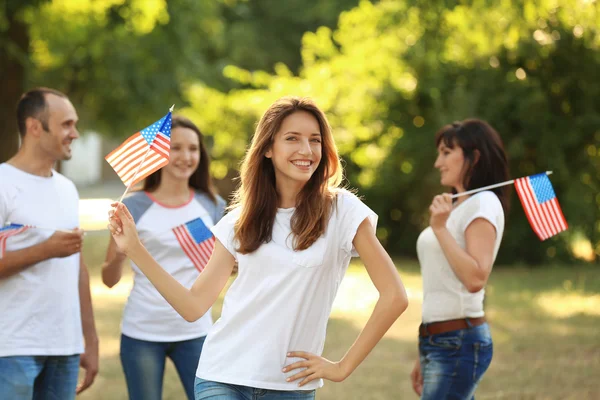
[122,190,225,342]
[416,191,504,324]
[0,163,84,357]
[196,189,377,391]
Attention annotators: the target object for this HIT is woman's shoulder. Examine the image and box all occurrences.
[193,190,225,204]
[122,191,153,223]
[459,190,504,221]
[469,191,502,210]
[333,187,363,208]
[219,205,242,224]
[331,187,375,222]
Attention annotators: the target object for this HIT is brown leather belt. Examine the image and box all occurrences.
[419,317,486,337]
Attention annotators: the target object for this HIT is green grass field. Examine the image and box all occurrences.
[78,232,600,400]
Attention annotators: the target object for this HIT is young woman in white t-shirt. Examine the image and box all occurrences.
[107,96,409,400]
[102,116,226,400]
[411,119,510,399]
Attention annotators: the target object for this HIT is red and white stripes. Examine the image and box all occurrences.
[514,177,568,240]
[173,225,215,272]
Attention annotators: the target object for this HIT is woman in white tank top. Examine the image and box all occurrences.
[411,119,510,399]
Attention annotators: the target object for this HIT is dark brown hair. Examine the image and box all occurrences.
[16,87,68,136]
[143,115,217,202]
[231,96,343,254]
[435,118,510,213]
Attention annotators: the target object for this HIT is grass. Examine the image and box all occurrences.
[78,232,600,400]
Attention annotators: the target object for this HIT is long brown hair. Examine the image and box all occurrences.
[143,115,217,203]
[435,119,510,214]
[232,97,343,254]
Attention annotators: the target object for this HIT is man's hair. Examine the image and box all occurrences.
[16,87,68,136]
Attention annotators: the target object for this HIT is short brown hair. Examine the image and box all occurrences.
[16,87,68,136]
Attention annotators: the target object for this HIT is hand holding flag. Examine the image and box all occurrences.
[0,223,84,257]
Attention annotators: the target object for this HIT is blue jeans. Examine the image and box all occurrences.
[0,355,80,400]
[419,322,493,400]
[194,377,316,400]
[120,334,206,400]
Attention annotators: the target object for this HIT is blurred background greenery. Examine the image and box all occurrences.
[1,0,599,265]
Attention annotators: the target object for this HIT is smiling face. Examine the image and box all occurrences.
[265,110,323,189]
[161,126,201,183]
[37,94,80,161]
[434,141,466,192]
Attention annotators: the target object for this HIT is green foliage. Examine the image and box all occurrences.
[183,0,600,264]
[2,0,597,264]
[24,0,222,136]
[1,0,359,143]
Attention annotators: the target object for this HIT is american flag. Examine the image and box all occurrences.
[514,173,568,240]
[172,218,216,272]
[105,111,172,187]
[0,223,30,257]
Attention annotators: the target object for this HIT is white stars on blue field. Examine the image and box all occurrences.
[140,112,173,145]
[530,173,556,204]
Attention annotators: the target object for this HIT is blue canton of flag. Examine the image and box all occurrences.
[140,114,172,145]
[186,218,213,244]
[530,173,556,203]
[172,218,216,272]
[0,223,27,232]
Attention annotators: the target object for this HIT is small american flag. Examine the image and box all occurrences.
[0,223,30,257]
[514,173,568,240]
[173,218,216,272]
[106,111,172,187]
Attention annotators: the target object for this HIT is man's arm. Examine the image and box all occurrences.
[76,257,99,394]
[0,230,84,280]
[0,242,53,279]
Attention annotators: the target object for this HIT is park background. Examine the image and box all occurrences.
[1,0,599,398]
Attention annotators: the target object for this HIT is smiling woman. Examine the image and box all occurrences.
[107,96,409,400]
[265,111,323,189]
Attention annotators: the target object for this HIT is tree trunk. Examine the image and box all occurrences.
[0,6,29,163]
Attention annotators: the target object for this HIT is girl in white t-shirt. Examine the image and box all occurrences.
[102,116,226,400]
[411,119,510,399]
[108,96,409,400]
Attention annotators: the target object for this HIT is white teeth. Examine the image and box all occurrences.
[292,161,311,167]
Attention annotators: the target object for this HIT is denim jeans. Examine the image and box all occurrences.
[0,354,80,400]
[120,334,206,400]
[194,377,316,400]
[419,322,493,400]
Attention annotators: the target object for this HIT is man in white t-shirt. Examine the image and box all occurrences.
[0,88,99,399]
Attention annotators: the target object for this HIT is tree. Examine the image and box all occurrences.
[181,0,600,264]
[0,0,44,161]
[0,0,360,163]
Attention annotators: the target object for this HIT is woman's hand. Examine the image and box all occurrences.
[283,351,347,387]
[107,202,140,255]
[410,356,423,396]
[429,193,453,231]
